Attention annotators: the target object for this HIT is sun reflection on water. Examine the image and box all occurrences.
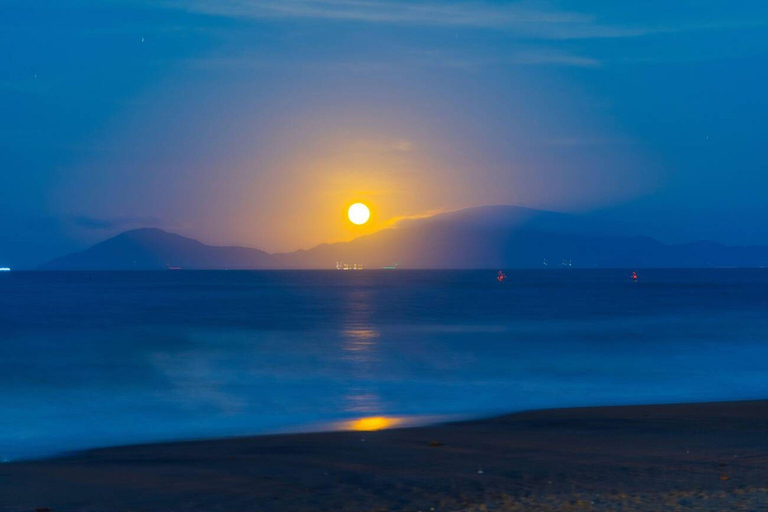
[342,329,380,353]
[347,416,404,431]
[340,288,385,413]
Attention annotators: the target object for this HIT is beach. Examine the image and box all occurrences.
[3,399,768,511]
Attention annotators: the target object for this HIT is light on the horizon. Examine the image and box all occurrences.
[348,203,370,225]
[0,268,10,272]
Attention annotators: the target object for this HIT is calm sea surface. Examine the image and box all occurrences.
[2,269,768,459]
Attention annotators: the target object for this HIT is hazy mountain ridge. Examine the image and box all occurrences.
[40,206,768,269]
[42,228,275,270]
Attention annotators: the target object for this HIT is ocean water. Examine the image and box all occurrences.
[1,269,768,459]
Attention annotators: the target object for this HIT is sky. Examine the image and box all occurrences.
[1,0,767,267]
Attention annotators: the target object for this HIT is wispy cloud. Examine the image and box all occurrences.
[184,46,600,71]
[386,208,447,228]
[165,0,589,28]
[429,48,601,68]
[158,0,759,39]
[158,0,634,39]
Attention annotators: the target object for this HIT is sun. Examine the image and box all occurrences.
[348,203,370,225]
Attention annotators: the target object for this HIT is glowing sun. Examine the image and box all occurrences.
[348,203,370,225]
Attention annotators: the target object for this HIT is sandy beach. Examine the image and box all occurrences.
[2,400,768,511]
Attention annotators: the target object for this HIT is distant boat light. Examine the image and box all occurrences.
[0,268,10,272]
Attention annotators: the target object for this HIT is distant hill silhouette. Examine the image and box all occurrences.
[40,206,768,269]
[41,228,274,270]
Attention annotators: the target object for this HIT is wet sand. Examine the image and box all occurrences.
[2,400,768,511]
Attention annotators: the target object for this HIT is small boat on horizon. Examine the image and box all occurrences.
[381,263,398,270]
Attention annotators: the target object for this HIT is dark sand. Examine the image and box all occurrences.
[3,400,768,511]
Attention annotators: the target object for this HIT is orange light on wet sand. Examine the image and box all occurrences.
[348,416,402,431]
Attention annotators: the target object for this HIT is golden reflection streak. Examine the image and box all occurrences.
[346,416,403,431]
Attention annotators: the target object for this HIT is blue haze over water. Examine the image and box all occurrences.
[2,269,768,459]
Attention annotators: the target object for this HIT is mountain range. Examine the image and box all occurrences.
[40,205,768,269]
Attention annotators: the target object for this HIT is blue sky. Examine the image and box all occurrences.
[2,1,767,266]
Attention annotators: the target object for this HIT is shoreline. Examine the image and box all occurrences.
[3,399,768,511]
[7,397,756,463]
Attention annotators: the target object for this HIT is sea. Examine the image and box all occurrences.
[2,269,768,460]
